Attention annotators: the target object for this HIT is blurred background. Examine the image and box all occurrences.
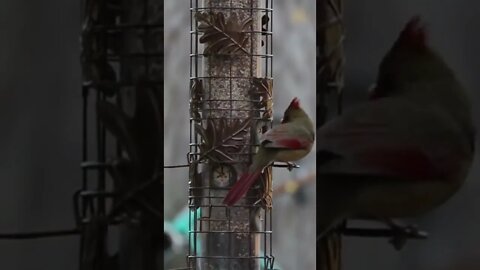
[341,1,480,270]
[0,1,80,269]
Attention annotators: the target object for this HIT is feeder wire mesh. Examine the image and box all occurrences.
[78,0,163,269]
[187,0,275,269]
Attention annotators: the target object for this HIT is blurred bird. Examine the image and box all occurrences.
[317,16,475,239]
[223,97,315,206]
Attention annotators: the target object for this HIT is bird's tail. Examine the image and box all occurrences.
[223,147,274,206]
[223,170,262,206]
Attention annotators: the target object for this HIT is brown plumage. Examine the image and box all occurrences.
[317,16,475,239]
[223,97,314,206]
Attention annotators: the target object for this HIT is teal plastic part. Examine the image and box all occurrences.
[167,207,281,269]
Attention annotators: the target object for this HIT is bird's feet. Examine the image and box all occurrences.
[286,162,298,171]
[384,219,428,250]
[253,192,272,209]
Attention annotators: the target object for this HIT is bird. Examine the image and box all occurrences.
[223,97,315,206]
[316,16,476,240]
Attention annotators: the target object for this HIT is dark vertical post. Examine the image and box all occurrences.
[317,0,345,269]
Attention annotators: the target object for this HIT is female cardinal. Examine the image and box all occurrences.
[317,16,475,239]
[223,97,315,206]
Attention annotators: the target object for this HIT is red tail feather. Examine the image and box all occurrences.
[223,171,262,206]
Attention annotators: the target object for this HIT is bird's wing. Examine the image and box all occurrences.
[260,123,313,150]
[316,98,468,181]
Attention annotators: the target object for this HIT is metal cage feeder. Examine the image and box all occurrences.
[78,0,163,268]
[187,0,275,269]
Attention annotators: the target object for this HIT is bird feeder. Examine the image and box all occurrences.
[188,0,274,269]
